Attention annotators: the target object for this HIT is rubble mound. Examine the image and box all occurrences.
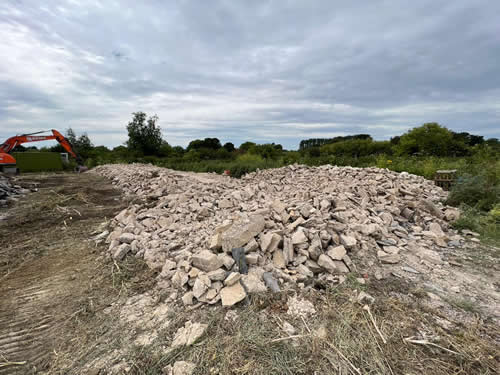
[0,173,30,207]
[92,164,461,307]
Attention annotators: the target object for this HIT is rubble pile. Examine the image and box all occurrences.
[0,173,29,207]
[92,163,462,307]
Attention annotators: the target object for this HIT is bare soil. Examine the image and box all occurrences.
[0,173,133,374]
[0,172,498,375]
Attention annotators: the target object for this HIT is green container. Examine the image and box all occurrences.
[12,152,63,172]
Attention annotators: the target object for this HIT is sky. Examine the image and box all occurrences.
[1,0,499,150]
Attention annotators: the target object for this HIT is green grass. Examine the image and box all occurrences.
[452,206,500,245]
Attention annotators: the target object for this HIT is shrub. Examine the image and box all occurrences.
[446,168,499,211]
[236,153,264,164]
[489,204,500,223]
[321,139,391,158]
[281,151,301,165]
[452,205,482,232]
[452,204,500,244]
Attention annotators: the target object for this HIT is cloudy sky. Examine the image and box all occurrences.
[1,0,499,149]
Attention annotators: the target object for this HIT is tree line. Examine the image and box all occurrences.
[299,134,371,150]
[12,112,499,172]
[300,123,499,157]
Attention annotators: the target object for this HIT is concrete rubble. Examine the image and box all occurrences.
[92,163,464,308]
[171,320,208,348]
[0,173,32,207]
[163,361,196,375]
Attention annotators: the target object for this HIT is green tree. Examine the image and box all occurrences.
[248,143,283,159]
[126,112,163,156]
[187,138,222,151]
[239,141,256,152]
[63,128,94,160]
[74,133,94,159]
[158,141,173,157]
[172,146,185,156]
[113,145,129,160]
[66,128,77,146]
[322,139,391,158]
[390,136,401,145]
[186,139,204,151]
[395,123,466,157]
[223,142,235,152]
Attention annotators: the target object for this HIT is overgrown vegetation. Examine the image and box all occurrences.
[14,118,500,243]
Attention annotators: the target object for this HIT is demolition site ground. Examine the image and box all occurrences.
[0,171,498,375]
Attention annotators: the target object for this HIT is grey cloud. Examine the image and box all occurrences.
[0,0,499,149]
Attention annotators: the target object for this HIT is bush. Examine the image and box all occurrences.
[446,168,499,211]
[452,205,500,244]
[489,204,500,223]
[321,139,392,158]
[452,205,482,232]
[281,151,301,165]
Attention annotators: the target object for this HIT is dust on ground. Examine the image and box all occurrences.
[0,171,498,375]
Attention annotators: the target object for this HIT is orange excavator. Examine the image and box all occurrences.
[0,129,84,173]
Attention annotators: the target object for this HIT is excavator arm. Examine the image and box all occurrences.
[0,129,84,172]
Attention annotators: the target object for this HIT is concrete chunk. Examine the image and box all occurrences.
[221,215,265,252]
[113,243,131,260]
[220,282,247,306]
[171,321,208,348]
[224,272,241,286]
[292,228,308,245]
[260,232,281,252]
[192,250,224,272]
[340,235,357,249]
[327,245,346,260]
[209,232,222,250]
[377,251,401,264]
[207,268,227,281]
[273,250,286,269]
[317,254,337,273]
[118,232,135,244]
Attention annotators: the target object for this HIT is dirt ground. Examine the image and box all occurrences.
[0,173,140,374]
[0,172,499,375]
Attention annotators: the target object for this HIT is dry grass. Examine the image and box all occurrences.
[124,282,499,375]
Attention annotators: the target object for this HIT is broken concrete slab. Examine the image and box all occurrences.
[221,214,265,252]
[220,281,247,306]
[192,250,224,272]
[171,321,208,348]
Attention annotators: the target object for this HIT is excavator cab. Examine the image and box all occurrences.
[0,153,18,174]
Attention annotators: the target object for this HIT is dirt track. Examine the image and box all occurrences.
[0,173,124,374]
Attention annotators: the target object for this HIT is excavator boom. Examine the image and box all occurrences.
[0,129,84,173]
